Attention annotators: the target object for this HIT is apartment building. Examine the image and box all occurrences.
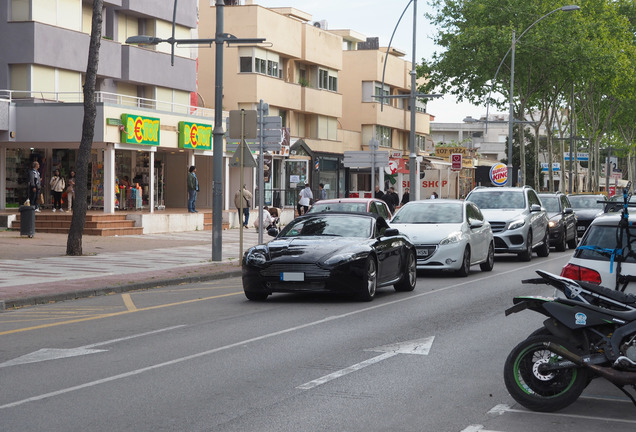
[0,0,209,214]
[197,1,434,205]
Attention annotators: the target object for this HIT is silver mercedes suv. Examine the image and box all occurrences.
[465,186,549,261]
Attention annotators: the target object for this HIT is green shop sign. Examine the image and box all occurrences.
[179,121,212,150]
[121,114,160,145]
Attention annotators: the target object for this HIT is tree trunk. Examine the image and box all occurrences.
[66,0,103,256]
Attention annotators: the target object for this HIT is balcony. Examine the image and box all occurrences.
[301,87,342,117]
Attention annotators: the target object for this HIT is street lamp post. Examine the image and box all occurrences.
[377,0,442,200]
[126,0,264,261]
[506,5,580,186]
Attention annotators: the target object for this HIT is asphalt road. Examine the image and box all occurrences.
[1,250,635,432]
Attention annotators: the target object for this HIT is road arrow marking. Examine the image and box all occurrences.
[297,336,435,390]
[0,325,185,368]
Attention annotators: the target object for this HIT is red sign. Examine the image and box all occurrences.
[451,154,462,171]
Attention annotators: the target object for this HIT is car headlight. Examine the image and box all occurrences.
[508,219,526,230]
[322,252,359,266]
[548,220,558,228]
[440,231,463,245]
[245,250,268,266]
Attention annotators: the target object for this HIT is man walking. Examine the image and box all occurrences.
[234,184,253,228]
[187,165,199,213]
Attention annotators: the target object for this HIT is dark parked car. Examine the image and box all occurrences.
[538,192,578,251]
[242,212,417,302]
[567,194,605,237]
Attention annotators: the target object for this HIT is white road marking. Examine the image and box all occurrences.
[297,336,435,390]
[488,403,636,424]
[0,325,185,368]
[0,262,559,409]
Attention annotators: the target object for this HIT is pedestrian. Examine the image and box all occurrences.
[401,187,410,206]
[234,184,253,227]
[253,205,273,230]
[374,185,384,199]
[318,183,327,201]
[298,182,313,215]
[28,161,42,212]
[431,191,439,199]
[382,188,396,213]
[187,165,199,213]
[66,170,76,211]
[50,168,65,212]
[390,187,400,211]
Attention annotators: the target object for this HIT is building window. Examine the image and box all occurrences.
[416,134,426,152]
[374,84,389,103]
[318,69,338,91]
[375,125,392,148]
[239,57,252,73]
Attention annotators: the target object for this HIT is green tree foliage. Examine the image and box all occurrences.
[421,0,635,191]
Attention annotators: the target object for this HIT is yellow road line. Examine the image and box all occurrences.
[121,293,137,312]
[0,291,242,336]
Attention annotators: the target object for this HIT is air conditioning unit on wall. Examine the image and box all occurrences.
[313,20,328,30]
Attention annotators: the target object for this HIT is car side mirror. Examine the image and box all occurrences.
[530,204,542,212]
[469,219,484,229]
[564,207,573,214]
[384,228,399,237]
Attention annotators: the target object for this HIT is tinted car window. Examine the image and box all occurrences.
[391,202,463,224]
[568,195,604,209]
[467,190,525,209]
[527,190,541,207]
[576,224,636,263]
[540,196,561,213]
[281,215,372,238]
[376,202,390,219]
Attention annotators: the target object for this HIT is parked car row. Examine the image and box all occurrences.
[242,186,624,301]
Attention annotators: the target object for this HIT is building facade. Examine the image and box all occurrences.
[197,2,434,205]
[0,0,213,214]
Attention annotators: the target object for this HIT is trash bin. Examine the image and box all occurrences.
[19,205,35,238]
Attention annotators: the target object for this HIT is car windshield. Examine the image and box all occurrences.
[540,196,560,213]
[576,224,636,263]
[280,215,373,238]
[467,191,525,210]
[392,202,463,224]
[568,195,604,209]
[307,202,367,213]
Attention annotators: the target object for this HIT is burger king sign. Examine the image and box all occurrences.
[490,163,508,186]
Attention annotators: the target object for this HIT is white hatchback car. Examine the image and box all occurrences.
[389,200,495,276]
[561,212,636,294]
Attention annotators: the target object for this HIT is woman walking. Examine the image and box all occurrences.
[50,168,66,212]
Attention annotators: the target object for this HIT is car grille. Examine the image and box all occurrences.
[489,222,507,233]
[260,263,330,279]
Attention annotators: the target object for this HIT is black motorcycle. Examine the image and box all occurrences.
[503,270,636,412]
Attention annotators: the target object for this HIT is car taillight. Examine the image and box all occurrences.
[561,264,602,285]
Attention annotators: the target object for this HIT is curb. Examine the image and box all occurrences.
[1,268,244,310]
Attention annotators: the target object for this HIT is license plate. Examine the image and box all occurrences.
[417,249,429,257]
[281,272,304,281]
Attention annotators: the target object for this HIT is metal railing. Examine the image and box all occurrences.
[0,89,214,118]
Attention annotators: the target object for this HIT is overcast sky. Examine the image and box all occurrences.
[253,0,494,123]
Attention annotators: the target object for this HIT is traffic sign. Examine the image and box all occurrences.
[228,110,257,139]
[229,141,257,168]
[343,150,389,168]
[451,153,462,171]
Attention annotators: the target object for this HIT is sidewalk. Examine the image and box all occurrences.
[0,228,263,310]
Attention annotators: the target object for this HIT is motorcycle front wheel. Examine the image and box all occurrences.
[503,335,589,412]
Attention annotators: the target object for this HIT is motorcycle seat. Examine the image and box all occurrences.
[577,280,636,306]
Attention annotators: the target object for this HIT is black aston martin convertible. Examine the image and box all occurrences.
[242,212,417,301]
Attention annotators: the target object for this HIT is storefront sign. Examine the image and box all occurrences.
[435,147,467,157]
[490,163,508,186]
[121,114,160,145]
[178,121,212,150]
